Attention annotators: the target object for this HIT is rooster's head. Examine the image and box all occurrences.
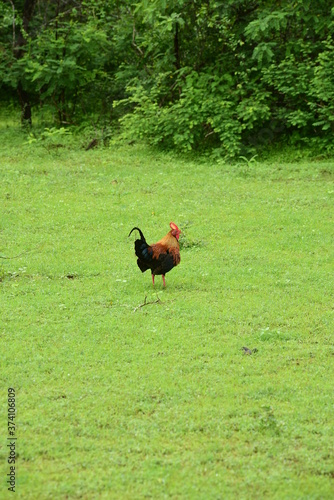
[170,222,181,240]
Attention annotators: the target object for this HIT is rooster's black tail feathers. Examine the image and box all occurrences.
[128,227,146,242]
[129,227,153,272]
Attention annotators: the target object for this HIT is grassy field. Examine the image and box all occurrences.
[0,125,333,499]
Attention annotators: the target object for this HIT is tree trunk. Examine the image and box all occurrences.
[17,82,32,125]
[174,22,182,97]
[174,22,180,71]
[14,0,37,126]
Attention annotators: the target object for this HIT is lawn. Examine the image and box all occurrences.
[0,125,333,499]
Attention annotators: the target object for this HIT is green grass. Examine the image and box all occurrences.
[0,126,334,499]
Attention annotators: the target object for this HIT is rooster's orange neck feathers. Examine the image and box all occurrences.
[156,231,180,248]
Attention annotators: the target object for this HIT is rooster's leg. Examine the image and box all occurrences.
[152,274,155,286]
[162,275,166,287]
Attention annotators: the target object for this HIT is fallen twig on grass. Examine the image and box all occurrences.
[133,295,163,312]
[0,245,41,259]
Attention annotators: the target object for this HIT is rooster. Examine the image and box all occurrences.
[129,222,181,287]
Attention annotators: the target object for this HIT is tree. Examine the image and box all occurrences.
[114,0,334,157]
[0,0,117,125]
[0,0,334,157]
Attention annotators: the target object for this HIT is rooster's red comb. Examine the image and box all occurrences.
[170,222,180,232]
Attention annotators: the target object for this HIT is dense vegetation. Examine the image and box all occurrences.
[1,0,334,157]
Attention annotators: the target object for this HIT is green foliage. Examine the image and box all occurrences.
[0,1,118,123]
[310,40,334,131]
[116,72,237,157]
[25,127,72,151]
[27,22,109,120]
[116,69,273,158]
[1,1,334,155]
[112,0,334,156]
